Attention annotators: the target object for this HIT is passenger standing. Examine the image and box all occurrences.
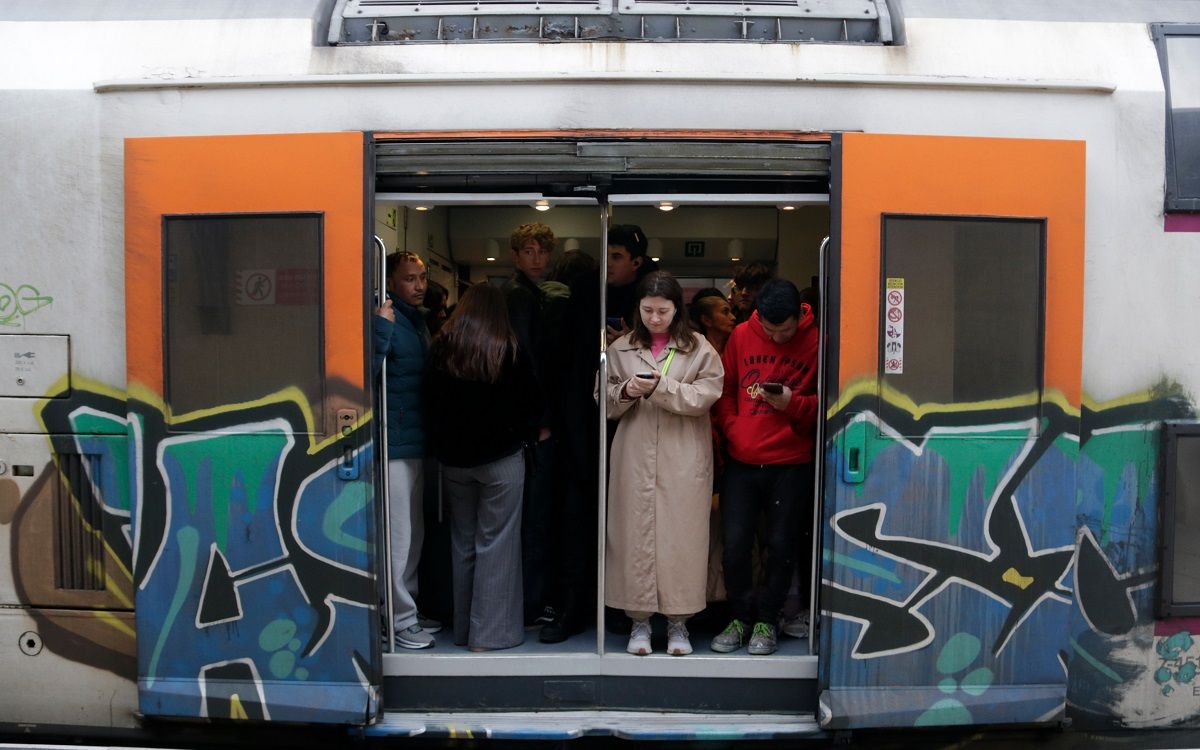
[374,251,438,650]
[605,271,724,656]
[730,261,775,324]
[605,224,657,345]
[502,222,560,628]
[711,279,818,656]
[689,291,737,355]
[426,284,541,652]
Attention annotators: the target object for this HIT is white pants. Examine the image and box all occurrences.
[389,458,424,631]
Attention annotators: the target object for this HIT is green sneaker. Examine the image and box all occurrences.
[748,621,778,655]
[710,619,747,653]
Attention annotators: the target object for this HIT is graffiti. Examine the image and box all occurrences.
[125,387,378,722]
[0,283,53,326]
[12,383,380,724]
[820,383,1194,730]
[1154,631,1198,696]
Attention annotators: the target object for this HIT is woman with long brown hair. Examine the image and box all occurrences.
[426,283,541,651]
[605,271,725,656]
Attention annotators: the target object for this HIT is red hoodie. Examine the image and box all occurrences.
[713,307,819,465]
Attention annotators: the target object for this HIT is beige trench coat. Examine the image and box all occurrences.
[604,331,725,616]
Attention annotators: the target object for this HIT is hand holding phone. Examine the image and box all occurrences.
[626,370,659,398]
[635,372,656,380]
[760,382,791,411]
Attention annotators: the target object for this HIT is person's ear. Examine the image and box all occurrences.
[632,256,643,269]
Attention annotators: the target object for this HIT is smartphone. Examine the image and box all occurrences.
[606,316,624,329]
[635,372,656,380]
[762,382,784,394]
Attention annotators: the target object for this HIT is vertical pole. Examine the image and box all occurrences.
[375,236,396,654]
[596,203,610,656]
[808,235,830,657]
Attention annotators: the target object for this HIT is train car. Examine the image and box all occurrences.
[3,0,1200,740]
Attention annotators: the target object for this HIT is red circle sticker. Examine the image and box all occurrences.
[887,307,903,323]
[887,290,903,306]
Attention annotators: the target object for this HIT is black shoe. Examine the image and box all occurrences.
[539,612,585,644]
[526,605,558,629]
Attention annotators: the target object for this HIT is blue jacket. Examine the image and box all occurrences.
[373,295,430,459]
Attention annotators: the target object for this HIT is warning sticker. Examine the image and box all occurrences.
[883,277,904,374]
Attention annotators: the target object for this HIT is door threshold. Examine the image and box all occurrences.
[383,650,817,679]
[367,709,823,741]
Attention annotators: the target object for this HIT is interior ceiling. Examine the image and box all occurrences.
[374,138,832,269]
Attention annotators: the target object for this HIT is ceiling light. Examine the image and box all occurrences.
[650,257,661,262]
[779,205,796,211]
[414,205,430,212]
[657,201,675,212]
[534,199,551,212]
[727,238,744,262]
[486,257,496,262]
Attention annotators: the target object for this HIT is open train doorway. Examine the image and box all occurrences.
[370,142,833,713]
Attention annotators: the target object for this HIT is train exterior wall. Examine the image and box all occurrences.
[2,4,1199,730]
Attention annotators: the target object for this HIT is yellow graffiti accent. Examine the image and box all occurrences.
[827,378,1088,421]
[1002,567,1034,590]
[230,694,249,720]
[93,610,135,638]
[127,381,375,456]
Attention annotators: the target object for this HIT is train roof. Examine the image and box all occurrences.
[5,0,1200,25]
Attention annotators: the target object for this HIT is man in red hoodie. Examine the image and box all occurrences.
[710,279,818,656]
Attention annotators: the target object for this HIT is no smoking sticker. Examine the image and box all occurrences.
[883,278,904,374]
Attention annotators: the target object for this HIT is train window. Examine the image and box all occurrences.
[1154,24,1200,212]
[879,216,1044,413]
[163,214,324,421]
[1160,423,1200,617]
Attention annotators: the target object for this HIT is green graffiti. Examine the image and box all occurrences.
[919,632,995,726]
[68,413,132,513]
[0,282,53,327]
[915,698,972,726]
[937,632,982,674]
[924,429,1029,536]
[162,431,289,552]
[269,649,297,679]
[1069,636,1124,684]
[147,525,199,689]
[823,548,903,584]
[1081,428,1158,545]
[258,619,297,652]
[1154,631,1198,695]
[322,482,371,554]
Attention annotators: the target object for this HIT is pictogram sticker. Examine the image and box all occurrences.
[883,278,904,374]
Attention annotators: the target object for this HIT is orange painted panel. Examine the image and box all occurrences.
[837,133,1085,407]
[125,132,366,402]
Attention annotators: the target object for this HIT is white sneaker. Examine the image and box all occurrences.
[627,618,652,655]
[782,609,810,639]
[666,619,692,656]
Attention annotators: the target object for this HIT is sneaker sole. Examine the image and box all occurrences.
[747,645,777,655]
[420,625,443,634]
[395,638,435,650]
[709,642,743,653]
[668,646,693,656]
[627,647,651,655]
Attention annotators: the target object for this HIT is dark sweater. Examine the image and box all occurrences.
[425,347,542,468]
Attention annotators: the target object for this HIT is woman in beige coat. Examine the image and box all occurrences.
[605,271,725,656]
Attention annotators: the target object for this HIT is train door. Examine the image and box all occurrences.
[818,134,1085,728]
[124,133,381,723]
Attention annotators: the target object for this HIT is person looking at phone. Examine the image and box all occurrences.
[605,224,657,346]
[374,251,439,650]
[710,279,818,656]
[605,271,724,656]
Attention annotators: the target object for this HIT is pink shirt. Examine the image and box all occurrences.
[650,331,671,360]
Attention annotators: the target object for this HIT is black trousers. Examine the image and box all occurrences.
[720,457,815,624]
[521,435,558,621]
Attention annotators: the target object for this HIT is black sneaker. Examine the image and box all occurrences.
[539,611,585,644]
